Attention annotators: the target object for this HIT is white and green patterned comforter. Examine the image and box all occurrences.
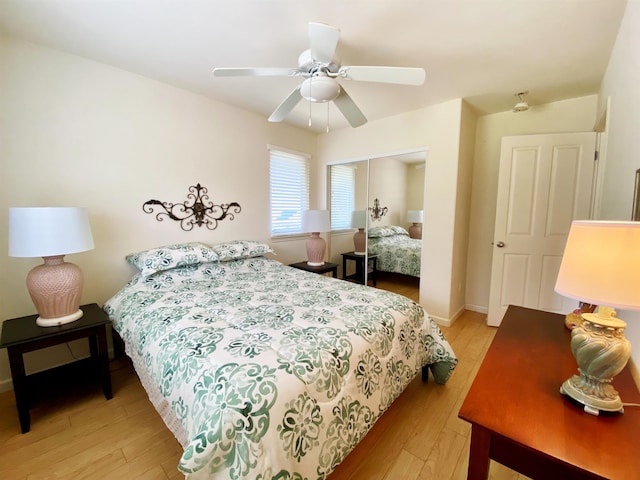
[103,256,456,480]
[368,232,422,277]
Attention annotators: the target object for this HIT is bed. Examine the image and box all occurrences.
[103,240,457,480]
[367,226,422,277]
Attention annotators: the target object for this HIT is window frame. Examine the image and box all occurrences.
[268,146,311,238]
[329,163,356,231]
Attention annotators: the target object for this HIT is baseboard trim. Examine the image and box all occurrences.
[465,304,488,314]
[0,378,13,393]
[430,305,476,328]
[431,315,452,327]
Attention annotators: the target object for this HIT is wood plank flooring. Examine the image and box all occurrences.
[0,274,529,479]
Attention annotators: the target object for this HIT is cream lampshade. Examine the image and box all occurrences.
[351,210,367,255]
[554,220,640,414]
[302,210,330,266]
[407,210,423,239]
[9,207,95,327]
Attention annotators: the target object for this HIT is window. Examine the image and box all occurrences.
[330,164,355,230]
[269,147,310,236]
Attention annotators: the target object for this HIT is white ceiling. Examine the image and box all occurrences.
[0,0,628,132]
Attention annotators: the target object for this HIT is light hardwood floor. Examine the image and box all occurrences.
[0,275,529,480]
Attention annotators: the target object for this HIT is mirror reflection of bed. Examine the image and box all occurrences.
[329,150,426,301]
[368,222,422,302]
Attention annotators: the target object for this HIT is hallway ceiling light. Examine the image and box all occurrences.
[513,91,529,112]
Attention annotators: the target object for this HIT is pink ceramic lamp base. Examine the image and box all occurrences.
[27,255,85,327]
[408,223,422,239]
[353,228,366,255]
[306,233,326,266]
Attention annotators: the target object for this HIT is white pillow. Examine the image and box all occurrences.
[126,242,219,276]
[211,240,274,262]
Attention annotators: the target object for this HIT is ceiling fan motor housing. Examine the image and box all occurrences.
[297,49,340,73]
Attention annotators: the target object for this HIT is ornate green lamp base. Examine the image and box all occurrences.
[560,374,624,414]
[560,307,631,415]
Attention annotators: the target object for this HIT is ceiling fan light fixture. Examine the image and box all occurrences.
[513,91,529,112]
[513,101,529,112]
[300,75,340,103]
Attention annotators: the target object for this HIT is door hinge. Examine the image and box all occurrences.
[594,150,599,161]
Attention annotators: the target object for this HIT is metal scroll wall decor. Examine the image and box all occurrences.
[369,197,388,222]
[143,183,241,231]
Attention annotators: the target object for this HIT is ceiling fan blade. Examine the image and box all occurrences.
[333,88,367,128]
[309,22,340,64]
[213,67,299,77]
[268,86,303,122]
[339,66,426,85]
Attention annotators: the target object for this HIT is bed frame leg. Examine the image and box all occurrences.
[421,365,430,383]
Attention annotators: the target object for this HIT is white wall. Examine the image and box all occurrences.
[451,101,477,316]
[369,157,407,227]
[597,0,640,372]
[317,100,465,324]
[405,163,425,215]
[465,95,599,313]
[0,36,316,388]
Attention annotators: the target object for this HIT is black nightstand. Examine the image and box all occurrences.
[289,261,338,278]
[341,252,378,286]
[0,303,112,433]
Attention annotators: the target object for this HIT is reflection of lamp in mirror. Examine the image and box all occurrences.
[351,210,366,255]
[8,207,95,327]
[407,210,423,239]
[302,210,330,266]
[554,220,640,415]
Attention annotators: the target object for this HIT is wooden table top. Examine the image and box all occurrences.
[458,305,640,479]
[0,303,108,348]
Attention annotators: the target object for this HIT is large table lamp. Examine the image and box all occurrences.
[351,210,366,255]
[407,210,423,239]
[302,209,330,266]
[9,207,95,327]
[554,220,640,414]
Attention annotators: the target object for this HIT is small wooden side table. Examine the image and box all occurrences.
[341,252,378,286]
[289,261,338,278]
[0,303,113,433]
[458,305,640,480]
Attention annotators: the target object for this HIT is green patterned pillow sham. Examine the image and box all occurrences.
[126,242,219,276]
[368,225,409,238]
[211,240,274,262]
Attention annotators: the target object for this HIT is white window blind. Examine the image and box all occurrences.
[330,164,355,230]
[270,148,310,236]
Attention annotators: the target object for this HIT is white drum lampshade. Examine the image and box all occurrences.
[351,210,367,255]
[554,220,640,414]
[9,207,95,327]
[302,210,330,266]
[407,210,424,239]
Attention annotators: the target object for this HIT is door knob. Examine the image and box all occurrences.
[495,241,505,248]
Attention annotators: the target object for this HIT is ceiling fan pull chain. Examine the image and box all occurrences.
[308,77,313,127]
[326,102,330,133]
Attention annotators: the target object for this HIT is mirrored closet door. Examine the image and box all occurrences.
[329,150,426,292]
[329,159,369,285]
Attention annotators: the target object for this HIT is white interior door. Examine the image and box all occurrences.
[487,132,597,326]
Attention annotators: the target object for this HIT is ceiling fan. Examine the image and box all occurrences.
[212,22,426,128]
